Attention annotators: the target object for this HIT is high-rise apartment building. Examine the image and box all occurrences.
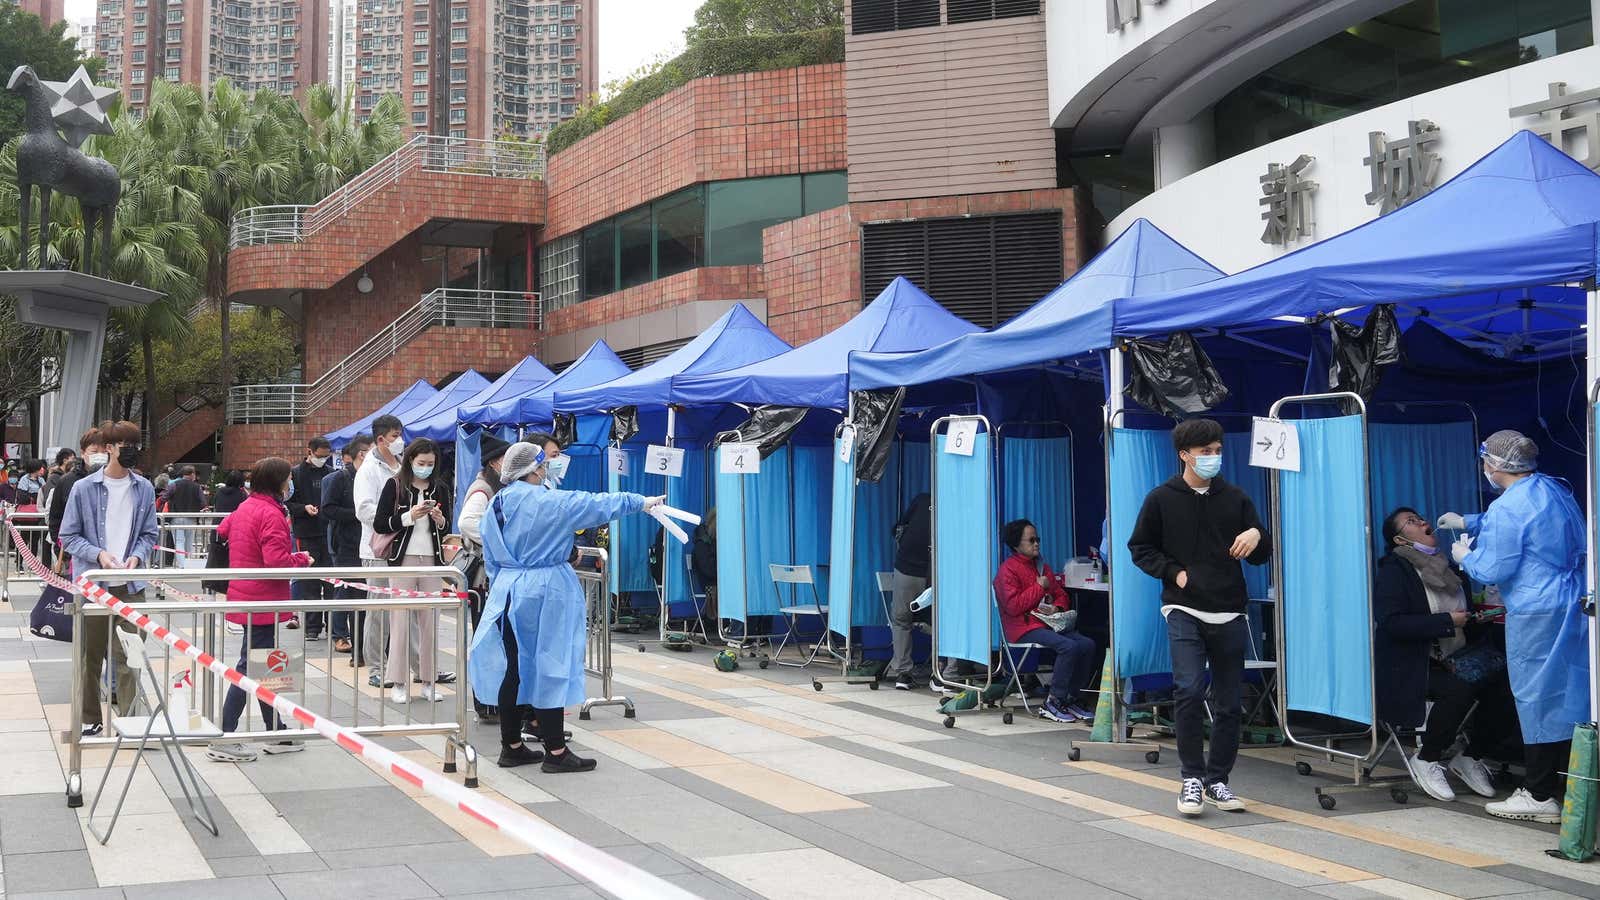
[350,0,594,140]
[95,0,330,117]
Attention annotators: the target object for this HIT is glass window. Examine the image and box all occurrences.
[582,220,615,299]
[802,172,847,215]
[617,206,653,290]
[654,186,705,279]
[706,176,802,266]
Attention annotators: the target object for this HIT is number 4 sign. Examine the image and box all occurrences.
[645,444,685,478]
[720,443,760,474]
[944,420,978,456]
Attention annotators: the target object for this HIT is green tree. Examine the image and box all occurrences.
[685,0,842,42]
[0,6,102,147]
[122,307,297,407]
[0,297,64,429]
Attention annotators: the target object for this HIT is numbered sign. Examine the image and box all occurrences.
[838,425,856,463]
[1249,416,1302,472]
[944,419,978,456]
[645,444,685,478]
[720,443,760,474]
[607,447,628,477]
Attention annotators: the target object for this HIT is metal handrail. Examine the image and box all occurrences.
[226,288,541,424]
[227,384,306,425]
[228,135,545,248]
[156,395,211,437]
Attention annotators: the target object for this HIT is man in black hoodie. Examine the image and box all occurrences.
[288,437,335,639]
[1128,418,1271,818]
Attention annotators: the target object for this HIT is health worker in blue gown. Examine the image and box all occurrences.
[469,441,662,773]
[1438,430,1589,825]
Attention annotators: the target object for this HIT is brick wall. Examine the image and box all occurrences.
[543,266,763,339]
[543,64,846,240]
[762,206,861,346]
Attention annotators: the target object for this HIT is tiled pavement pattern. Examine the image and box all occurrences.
[0,583,1597,900]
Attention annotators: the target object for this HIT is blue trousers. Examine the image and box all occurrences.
[1016,626,1096,705]
[1166,609,1247,784]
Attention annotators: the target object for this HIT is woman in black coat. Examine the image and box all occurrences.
[1375,507,1517,804]
[374,438,453,703]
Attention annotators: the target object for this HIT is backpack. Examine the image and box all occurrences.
[647,526,664,586]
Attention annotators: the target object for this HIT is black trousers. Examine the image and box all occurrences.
[1420,661,1519,763]
[1526,739,1573,802]
[1167,609,1247,785]
[292,538,332,634]
[497,620,565,753]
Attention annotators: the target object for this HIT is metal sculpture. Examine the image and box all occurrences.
[7,65,120,276]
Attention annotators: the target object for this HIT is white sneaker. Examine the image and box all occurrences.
[1448,754,1497,798]
[1177,777,1204,816]
[261,740,305,755]
[420,685,444,702]
[389,686,408,704]
[205,741,257,763]
[1485,787,1561,824]
[1405,753,1456,802]
[225,622,244,635]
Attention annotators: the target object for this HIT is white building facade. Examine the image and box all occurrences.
[1050,0,1600,273]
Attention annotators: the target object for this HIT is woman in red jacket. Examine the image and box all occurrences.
[996,519,1097,724]
[206,457,311,764]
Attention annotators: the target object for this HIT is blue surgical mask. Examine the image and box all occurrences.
[414,465,435,479]
[545,455,569,483]
[1193,454,1223,480]
[284,479,294,501]
[1485,469,1503,493]
[1410,541,1438,556]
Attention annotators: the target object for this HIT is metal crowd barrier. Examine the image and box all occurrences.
[152,512,228,573]
[0,508,51,604]
[65,564,478,808]
[578,548,632,720]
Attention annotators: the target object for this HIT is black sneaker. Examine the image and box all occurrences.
[305,632,324,642]
[541,749,597,773]
[1178,777,1204,816]
[1204,781,1246,811]
[497,744,545,768]
[82,722,104,738]
[893,674,919,691]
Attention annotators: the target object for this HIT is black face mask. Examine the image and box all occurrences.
[117,446,141,469]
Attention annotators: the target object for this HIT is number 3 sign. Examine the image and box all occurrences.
[645,445,685,478]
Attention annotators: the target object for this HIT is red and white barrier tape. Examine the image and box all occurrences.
[153,545,191,558]
[321,576,468,600]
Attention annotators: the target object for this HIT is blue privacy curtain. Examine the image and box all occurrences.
[1221,432,1272,601]
[1001,435,1075,569]
[716,465,749,623]
[1368,421,1480,559]
[664,447,709,613]
[1109,427,1173,678]
[1281,414,1372,725]
[606,441,654,598]
[826,437,857,640]
[933,427,995,667]
[453,426,482,533]
[827,439,901,643]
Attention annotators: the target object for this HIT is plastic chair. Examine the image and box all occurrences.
[997,592,1050,722]
[87,629,222,845]
[769,564,830,667]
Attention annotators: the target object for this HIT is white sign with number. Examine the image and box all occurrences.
[1249,417,1302,472]
[838,425,855,464]
[607,447,628,477]
[944,420,978,456]
[720,443,760,474]
[645,444,685,478]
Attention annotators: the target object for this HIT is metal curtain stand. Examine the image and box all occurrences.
[928,415,1001,729]
[578,547,633,720]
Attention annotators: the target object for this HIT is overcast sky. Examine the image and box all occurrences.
[64,0,703,89]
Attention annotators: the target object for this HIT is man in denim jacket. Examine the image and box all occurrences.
[59,420,159,737]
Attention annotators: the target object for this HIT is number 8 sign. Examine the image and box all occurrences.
[720,443,760,474]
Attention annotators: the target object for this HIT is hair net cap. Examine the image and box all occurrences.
[1482,429,1538,473]
[501,441,547,483]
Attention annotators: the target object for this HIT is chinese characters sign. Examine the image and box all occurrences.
[1260,155,1317,246]
[1511,82,1600,170]
[1363,120,1442,213]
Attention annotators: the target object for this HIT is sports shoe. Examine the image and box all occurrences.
[1039,697,1077,724]
[420,685,444,702]
[1448,754,1497,798]
[1405,753,1456,802]
[1204,781,1246,811]
[1065,702,1095,722]
[893,674,919,691]
[81,722,104,738]
[542,749,598,773]
[389,686,408,704]
[1486,787,1561,824]
[225,622,244,635]
[285,616,300,630]
[261,740,305,755]
[368,673,382,688]
[305,632,324,642]
[1177,777,1204,816]
[206,742,257,763]
[497,743,544,768]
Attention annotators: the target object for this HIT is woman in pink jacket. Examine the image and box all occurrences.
[207,457,311,764]
[995,518,1097,725]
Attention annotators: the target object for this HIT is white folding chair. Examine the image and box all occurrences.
[679,552,711,643]
[87,629,221,844]
[769,564,831,667]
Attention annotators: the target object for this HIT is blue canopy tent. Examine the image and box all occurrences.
[412,355,555,444]
[671,277,980,670]
[391,369,491,444]
[324,379,440,450]
[552,304,792,633]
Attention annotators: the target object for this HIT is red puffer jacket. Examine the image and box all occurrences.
[217,491,308,624]
[994,552,1069,643]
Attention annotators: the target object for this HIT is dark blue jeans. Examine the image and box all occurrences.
[292,539,331,635]
[222,623,286,733]
[1166,609,1247,784]
[1016,626,1096,705]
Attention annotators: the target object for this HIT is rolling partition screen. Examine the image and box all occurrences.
[1109,427,1173,679]
[1281,414,1372,724]
[664,447,710,611]
[827,436,857,639]
[1000,435,1074,569]
[715,466,748,624]
[933,428,995,666]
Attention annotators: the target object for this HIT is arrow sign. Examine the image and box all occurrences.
[1249,417,1301,472]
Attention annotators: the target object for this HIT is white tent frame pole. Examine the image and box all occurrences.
[1587,287,1599,725]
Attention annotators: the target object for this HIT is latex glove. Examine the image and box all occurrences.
[1451,534,1474,565]
[1436,513,1465,531]
[643,495,666,511]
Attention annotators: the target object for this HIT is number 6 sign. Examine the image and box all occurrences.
[720,443,760,474]
[944,419,978,456]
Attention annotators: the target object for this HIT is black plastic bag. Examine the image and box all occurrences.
[718,406,809,459]
[610,406,640,444]
[1329,305,1401,405]
[849,388,905,484]
[1124,332,1231,417]
[552,413,577,448]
